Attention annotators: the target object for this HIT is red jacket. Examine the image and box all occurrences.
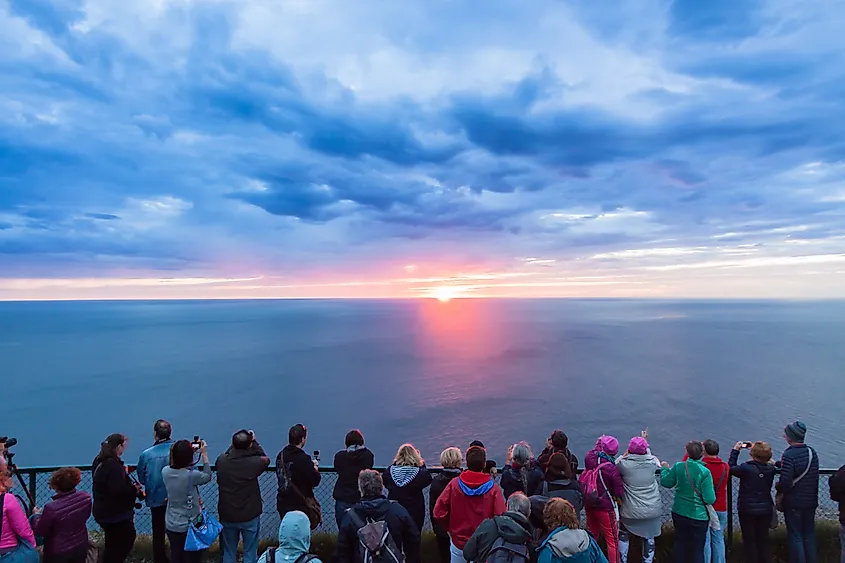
[432,471,506,549]
[703,456,730,512]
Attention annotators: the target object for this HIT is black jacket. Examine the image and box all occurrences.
[333,497,421,563]
[829,464,845,524]
[537,447,579,474]
[729,449,775,516]
[463,511,533,563]
[542,478,584,515]
[383,465,432,531]
[332,447,375,504]
[776,444,819,509]
[429,468,461,537]
[500,463,544,499]
[216,442,270,523]
[92,457,137,524]
[276,445,322,514]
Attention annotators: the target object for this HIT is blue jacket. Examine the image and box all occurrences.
[537,527,608,563]
[728,449,775,516]
[137,440,173,508]
[776,444,819,510]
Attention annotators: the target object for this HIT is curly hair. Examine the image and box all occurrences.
[543,498,580,531]
[50,467,82,493]
[0,470,12,493]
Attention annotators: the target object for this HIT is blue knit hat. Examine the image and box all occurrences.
[785,421,807,443]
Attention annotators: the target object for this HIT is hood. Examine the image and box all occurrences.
[544,527,591,557]
[389,465,420,487]
[344,447,372,464]
[458,470,495,496]
[277,511,311,560]
[547,478,577,488]
[357,497,391,519]
[584,450,599,470]
[619,453,657,466]
[495,512,532,543]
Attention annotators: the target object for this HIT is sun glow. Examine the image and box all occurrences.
[431,286,461,302]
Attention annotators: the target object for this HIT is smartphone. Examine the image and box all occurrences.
[743,442,754,449]
[313,450,321,461]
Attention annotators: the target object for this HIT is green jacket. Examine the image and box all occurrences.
[660,460,716,521]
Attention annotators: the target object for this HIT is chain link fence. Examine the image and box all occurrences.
[13,465,841,543]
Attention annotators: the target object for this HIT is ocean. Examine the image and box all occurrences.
[2,299,845,470]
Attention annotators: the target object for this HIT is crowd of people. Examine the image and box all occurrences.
[0,420,843,563]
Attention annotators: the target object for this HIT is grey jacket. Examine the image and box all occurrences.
[162,462,213,532]
[616,453,662,521]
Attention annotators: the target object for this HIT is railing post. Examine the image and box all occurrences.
[29,471,37,512]
[726,474,734,552]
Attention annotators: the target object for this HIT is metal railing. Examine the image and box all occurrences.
[13,465,841,549]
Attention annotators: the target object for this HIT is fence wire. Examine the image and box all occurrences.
[13,465,841,541]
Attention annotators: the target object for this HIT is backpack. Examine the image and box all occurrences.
[485,535,529,563]
[347,509,404,563]
[266,549,318,563]
[579,466,603,508]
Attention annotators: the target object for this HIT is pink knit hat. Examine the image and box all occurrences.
[628,437,649,455]
[599,435,619,456]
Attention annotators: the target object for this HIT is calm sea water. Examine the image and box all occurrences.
[2,299,845,469]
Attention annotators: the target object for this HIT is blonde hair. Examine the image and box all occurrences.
[0,470,12,493]
[751,441,773,463]
[394,443,424,467]
[543,498,580,531]
[440,447,462,469]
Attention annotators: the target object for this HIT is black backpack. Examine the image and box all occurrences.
[485,536,529,563]
[266,549,318,563]
[347,509,404,563]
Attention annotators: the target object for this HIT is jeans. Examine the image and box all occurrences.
[434,532,451,563]
[619,522,655,563]
[672,512,708,563]
[839,524,844,563]
[785,508,817,563]
[166,531,204,563]
[100,519,136,563]
[221,516,261,563]
[335,500,356,530]
[739,512,772,563]
[587,508,619,563]
[704,511,728,563]
[449,539,467,563]
[151,506,171,563]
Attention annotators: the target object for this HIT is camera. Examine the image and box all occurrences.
[313,450,320,462]
[0,437,17,449]
[742,441,754,449]
[192,436,202,451]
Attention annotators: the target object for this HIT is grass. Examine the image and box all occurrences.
[121,522,843,562]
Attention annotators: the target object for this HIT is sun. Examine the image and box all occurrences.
[431,286,459,302]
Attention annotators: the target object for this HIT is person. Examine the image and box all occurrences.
[383,444,432,532]
[92,434,141,563]
[616,436,662,563]
[536,498,608,563]
[471,441,498,475]
[31,467,92,563]
[463,492,534,563]
[430,447,463,563]
[729,441,775,563]
[334,470,421,563]
[582,436,623,563]
[776,421,819,563]
[829,462,845,563]
[257,511,322,563]
[501,442,544,499]
[538,431,579,475]
[433,445,506,563]
[276,424,321,520]
[660,441,716,563]
[0,469,36,555]
[332,429,375,529]
[216,430,271,563]
[162,439,213,563]
[698,440,730,563]
[543,453,585,515]
[137,419,174,563]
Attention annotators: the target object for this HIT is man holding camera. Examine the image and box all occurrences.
[137,420,174,563]
[276,424,321,521]
[216,430,271,563]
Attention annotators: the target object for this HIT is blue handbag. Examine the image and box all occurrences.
[181,474,221,551]
[0,495,39,563]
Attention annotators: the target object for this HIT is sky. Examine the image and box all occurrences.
[1,0,845,301]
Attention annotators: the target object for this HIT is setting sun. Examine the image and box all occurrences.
[431,286,459,302]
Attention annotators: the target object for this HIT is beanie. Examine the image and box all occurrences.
[599,435,619,457]
[785,421,807,443]
[628,437,649,456]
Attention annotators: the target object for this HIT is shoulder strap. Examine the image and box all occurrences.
[346,508,366,530]
[715,462,729,490]
[267,548,275,563]
[597,466,617,509]
[280,451,309,502]
[294,554,317,563]
[542,480,549,496]
[684,462,706,504]
[793,448,815,486]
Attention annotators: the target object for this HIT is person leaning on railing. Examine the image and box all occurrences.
[92,434,141,563]
[162,440,212,563]
[31,467,92,563]
[728,441,775,563]
[383,443,432,533]
[331,429,374,530]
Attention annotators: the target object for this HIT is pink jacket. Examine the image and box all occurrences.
[0,493,36,549]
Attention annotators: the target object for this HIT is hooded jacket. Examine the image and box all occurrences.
[31,489,92,556]
[538,448,579,475]
[541,479,585,516]
[382,465,432,531]
[332,447,375,504]
[258,511,323,563]
[216,441,270,523]
[616,452,661,521]
[463,511,533,563]
[728,449,775,516]
[501,462,545,499]
[582,451,624,512]
[276,445,322,515]
[430,468,461,537]
[432,470,506,550]
[92,456,137,524]
[776,443,819,509]
[537,527,608,563]
[334,497,421,563]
